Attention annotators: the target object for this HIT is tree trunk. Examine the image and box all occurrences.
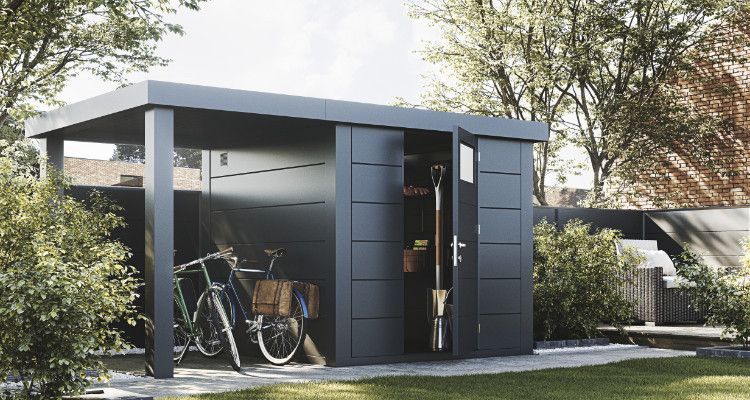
[533,142,549,206]
[533,168,548,206]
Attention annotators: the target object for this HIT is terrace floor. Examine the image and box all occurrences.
[97,345,690,398]
[600,324,730,351]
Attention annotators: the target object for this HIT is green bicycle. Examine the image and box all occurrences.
[172,248,241,371]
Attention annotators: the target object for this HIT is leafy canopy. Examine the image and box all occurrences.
[0,156,140,398]
[0,0,204,128]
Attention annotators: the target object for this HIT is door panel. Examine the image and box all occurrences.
[451,127,479,356]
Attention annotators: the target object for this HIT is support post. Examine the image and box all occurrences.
[144,107,174,378]
[39,137,64,178]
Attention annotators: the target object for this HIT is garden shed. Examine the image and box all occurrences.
[25,81,548,377]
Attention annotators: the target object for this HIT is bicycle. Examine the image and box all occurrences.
[214,247,309,366]
[173,248,241,371]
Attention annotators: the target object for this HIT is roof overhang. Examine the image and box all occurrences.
[25,80,549,147]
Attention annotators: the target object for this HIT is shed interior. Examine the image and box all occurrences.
[403,131,454,354]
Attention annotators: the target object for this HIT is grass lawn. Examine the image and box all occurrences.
[162,356,750,400]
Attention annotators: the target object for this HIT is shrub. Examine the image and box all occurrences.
[533,219,639,341]
[0,157,140,398]
[678,244,750,348]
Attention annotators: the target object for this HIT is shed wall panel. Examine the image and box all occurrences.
[479,209,521,244]
[479,173,521,209]
[478,139,520,174]
[478,314,521,350]
[351,318,404,357]
[352,242,403,280]
[352,280,404,319]
[208,127,336,365]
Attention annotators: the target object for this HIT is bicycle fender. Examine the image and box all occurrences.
[292,287,309,318]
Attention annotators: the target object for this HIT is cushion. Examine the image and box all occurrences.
[638,249,676,276]
[618,239,659,254]
[662,275,695,289]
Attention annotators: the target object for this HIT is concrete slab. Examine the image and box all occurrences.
[599,325,726,339]
[96,345,692,398]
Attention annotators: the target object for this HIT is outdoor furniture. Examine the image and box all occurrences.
[617,239,703,326]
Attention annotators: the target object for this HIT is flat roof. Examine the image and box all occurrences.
[25,80,548,144]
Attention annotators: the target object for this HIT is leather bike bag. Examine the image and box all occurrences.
[251,279,293,317]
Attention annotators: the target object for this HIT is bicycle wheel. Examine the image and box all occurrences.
[210,291,242,372]
[173,297,190,363]
[194,290,225,357]
[257,291,306,365]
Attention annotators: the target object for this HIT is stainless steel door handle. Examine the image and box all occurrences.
[453,236,467,266]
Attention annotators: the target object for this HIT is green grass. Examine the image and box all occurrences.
[163,356,750,400]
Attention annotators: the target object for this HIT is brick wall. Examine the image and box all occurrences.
[64,157,201,191]
[615,26,750,209]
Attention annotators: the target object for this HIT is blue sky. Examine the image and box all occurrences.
[57,0,589,188]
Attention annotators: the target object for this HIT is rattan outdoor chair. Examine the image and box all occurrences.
[617,240,704,326]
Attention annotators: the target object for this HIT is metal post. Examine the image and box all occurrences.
[39,137,64,178]
[144,107,174,378]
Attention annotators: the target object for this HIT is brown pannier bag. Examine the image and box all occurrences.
[251,279,293,317]
[293,281,320,319]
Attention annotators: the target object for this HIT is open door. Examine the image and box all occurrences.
[450,126,479,356]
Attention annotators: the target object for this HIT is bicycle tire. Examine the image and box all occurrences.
[173,297,190,363]
[210,291,242,372]
[257,291,307,365]
[194,290,225,357]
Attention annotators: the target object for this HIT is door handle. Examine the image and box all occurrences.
[451,235,461,267]
[452,236,467,266]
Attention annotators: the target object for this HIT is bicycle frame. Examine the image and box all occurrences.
[173,249,231,338]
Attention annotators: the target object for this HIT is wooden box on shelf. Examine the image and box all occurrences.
[403,249,427,273]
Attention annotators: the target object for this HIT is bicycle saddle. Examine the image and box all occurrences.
[264,248,287,258]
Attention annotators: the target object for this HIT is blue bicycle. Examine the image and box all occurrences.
[212,248,308,366]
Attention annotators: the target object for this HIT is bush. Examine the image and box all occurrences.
[0,157,140,398]
[533,219,639,341]
[678,245,750,348]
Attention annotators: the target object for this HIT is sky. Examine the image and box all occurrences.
[56,0,591,188]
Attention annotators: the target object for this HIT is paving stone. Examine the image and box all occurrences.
[96,345,691,397]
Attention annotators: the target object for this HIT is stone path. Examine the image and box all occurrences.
[96,345,692,398]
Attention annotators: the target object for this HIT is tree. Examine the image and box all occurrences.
[0,156,139,398]
[405,0,578,205]
[0,0,205,130]
[111,144,202,168]
[560,0,747,205]
[408,0,748,206]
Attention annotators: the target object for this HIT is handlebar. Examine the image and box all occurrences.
[174,247,234,272]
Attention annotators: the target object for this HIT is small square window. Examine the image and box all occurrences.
[219,152,228,166]
[459,143,474,183]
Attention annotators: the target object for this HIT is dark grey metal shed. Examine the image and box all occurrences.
[25,81,548,377]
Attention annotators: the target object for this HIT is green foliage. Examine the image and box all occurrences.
[533,219,638,341]
[0,156,140,398]
[0,0,205,128]
[408,0,749,205]
[111,144,202,169]
[0,123,38,171]
[678,245,750,348]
